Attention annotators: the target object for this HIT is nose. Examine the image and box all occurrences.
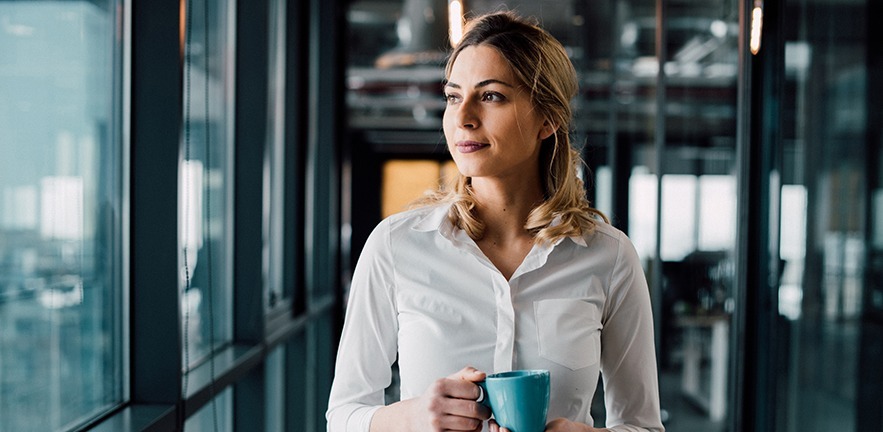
[455,98,479,129]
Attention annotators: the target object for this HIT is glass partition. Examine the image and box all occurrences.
[180,0,235,371]
[0,1,125,430]
[657,2,737,429]
[775,0,871,428]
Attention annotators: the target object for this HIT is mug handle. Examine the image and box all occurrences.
[475,381,489,406]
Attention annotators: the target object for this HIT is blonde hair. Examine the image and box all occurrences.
[415,11,607,243]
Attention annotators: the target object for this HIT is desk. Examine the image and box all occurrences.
[676,314,729,421]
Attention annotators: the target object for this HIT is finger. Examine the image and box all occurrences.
[424,385,491,420]
[431,413,483,431]
[441,378,485,401]
[468,422,484,432]
[442,397,492,421]
[450,366,487,382]
[490,420,511,432]
[488,419,500,432]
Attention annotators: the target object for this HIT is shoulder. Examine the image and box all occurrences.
[580,221,644,267]
[381,204,446,235]
[582,220,631,248]
[383,204,440,227]
[356,205,449,278]
[365,204,448,246]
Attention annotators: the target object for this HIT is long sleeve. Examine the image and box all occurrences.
[326,219,399,432]
[599,231,665,432]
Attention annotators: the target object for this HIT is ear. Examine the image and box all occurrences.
[538,119,557,141]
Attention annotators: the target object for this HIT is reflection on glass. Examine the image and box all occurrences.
[0,1,124,430]
[777,0,869,428]
[779,185,807,321]
[179,0,233,370]
[761,0,880,431]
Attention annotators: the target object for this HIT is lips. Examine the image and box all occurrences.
[455,140,489,153]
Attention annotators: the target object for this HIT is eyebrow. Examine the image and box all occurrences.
[444,79,514,89]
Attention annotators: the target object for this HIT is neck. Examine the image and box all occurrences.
[470,177,544,242]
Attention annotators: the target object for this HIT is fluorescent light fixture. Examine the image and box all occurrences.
[449,0,464,47]
[750,5,763,55]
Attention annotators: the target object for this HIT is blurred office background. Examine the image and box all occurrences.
[0,0,880,431]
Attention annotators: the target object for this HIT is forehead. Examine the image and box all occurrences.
[448,45,517,84]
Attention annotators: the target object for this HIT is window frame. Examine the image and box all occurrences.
[79,0,346,430]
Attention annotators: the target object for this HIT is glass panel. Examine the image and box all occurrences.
[616,0,659,250]
[615,0,661,423]
[265,346,285,431]
[777,0,869,428]
[180,0,234,370]
[285,330,308,432]
[655,1,737,430]
[0,1,125,430]
[314,313,334,432]
[183,388,233,432]
[265,0,287,311]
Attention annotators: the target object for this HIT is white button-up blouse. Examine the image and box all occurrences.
[327,204,664,432]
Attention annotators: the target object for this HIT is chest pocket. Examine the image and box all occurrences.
[534,299,602,371]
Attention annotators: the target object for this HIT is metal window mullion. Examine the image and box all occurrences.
[233,0,269,347]
[285,0,310,318]
[130,0,184,411]
[651,0,668,368]
[857,0,883,428]
[607,0,629,233]
[732,0,786,430]
[233,0,271,428]
[305,0,342,309]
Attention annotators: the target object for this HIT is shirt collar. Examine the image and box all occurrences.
[549,215,589,248]
[412,203,588,247]
[411,203,453,234]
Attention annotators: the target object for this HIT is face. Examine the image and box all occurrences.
[443,45,554,183]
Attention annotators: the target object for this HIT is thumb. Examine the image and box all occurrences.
[451,366,487,382]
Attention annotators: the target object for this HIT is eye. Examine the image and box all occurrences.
[443,93,462,104]
[481,91,506,102]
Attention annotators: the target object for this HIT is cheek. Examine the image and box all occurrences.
[442,107,454,127]
[442,110,456,142]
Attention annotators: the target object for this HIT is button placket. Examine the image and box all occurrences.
[492,274,515,372]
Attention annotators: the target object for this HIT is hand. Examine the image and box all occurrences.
[409,366,491,431]
[394,366,492,432]
[489,418,607,432]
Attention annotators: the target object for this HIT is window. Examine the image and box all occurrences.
[179,0,235,371]
[0,1,125,430]
[2,0,344,429]
[265,0,287,311]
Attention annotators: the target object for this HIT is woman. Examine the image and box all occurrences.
[327,11,664,432]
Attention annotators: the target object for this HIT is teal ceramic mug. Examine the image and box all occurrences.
[476,370,550,432]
